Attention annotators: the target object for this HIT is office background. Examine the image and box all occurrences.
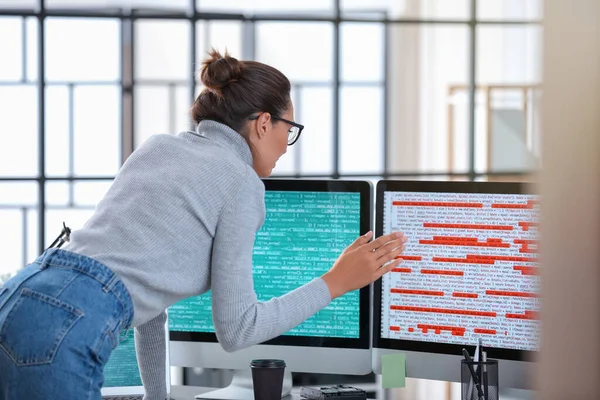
[0,0,542,282]
[0,1,543,398]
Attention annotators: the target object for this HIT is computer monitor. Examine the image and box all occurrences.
[101,319,171,397]
[372,180,539,390]
[168,179,373,399]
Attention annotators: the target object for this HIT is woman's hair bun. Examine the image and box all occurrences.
[199,48,243,97]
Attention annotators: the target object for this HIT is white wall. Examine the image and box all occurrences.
[536,0,600,398]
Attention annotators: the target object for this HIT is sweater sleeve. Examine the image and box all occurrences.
[210,169,332,352]
[134,311,168,400]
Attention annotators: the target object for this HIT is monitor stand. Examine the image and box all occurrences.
[195,368,293,400]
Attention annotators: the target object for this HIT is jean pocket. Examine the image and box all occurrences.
[0,288,84,366]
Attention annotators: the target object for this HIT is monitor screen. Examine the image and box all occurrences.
[169,179,372,349]
[101,321,171,396]
[373,181,540,361]
[103,330,143,388]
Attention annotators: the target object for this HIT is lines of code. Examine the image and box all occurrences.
[169,191,361,339]
[380,191,540,351]
[103,329,143,388]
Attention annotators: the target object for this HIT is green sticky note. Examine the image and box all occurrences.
[382,353,406,388]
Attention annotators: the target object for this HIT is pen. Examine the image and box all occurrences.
[482,351,489,400]
[462,348,485,400]
[478,338,483,368]
[474,338,483,378]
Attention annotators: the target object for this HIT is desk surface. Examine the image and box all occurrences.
[170,385,374,400]
[170,386,224,399]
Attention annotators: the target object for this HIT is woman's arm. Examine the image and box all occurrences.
[134,311,168,400]
[210,168,332,352]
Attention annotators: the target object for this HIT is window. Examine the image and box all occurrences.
[341,0,470,20]
[477,0,543,21]
[0,1,542,285]
[475,25,542,173]
[0,85,37,177]
[0,182,37,282]
[195,0,333,15]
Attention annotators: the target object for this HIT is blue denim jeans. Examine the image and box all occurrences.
[0,248,134,400]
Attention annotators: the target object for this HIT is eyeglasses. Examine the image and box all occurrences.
[248,114,304,146]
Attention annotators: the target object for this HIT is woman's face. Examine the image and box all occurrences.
[247,104,295,177]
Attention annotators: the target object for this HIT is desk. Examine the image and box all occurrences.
[169,384,532,400]
[170,385,375,400]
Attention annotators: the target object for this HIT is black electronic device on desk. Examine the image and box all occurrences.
[300,385,367,400]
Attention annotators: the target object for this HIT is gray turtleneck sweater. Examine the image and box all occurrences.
[64,120,332,399]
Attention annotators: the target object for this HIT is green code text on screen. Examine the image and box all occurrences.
[168,191,361,339]
[103,330,143,387]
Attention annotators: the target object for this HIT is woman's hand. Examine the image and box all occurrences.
[321,231,408,299]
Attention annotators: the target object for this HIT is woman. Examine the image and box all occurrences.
[0,50,407,400]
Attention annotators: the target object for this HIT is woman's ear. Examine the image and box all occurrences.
[256,112,272,139]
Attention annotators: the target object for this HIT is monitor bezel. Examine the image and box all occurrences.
[372,179,538,362]
[170,178,372,350]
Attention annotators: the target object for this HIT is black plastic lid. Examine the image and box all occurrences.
[250,359,286,368]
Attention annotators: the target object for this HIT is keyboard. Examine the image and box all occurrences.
[102,396,143,400]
